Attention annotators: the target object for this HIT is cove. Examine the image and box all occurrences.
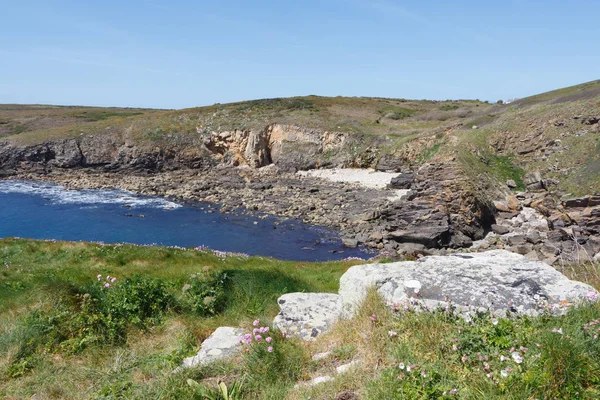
[0,180,371,261]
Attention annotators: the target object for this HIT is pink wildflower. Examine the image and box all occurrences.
[461,354,468,363]
[97,274,102,281]
[388,330,398,337]
[266,337,272,343]
[255,335,262,341]
[253,319,260,327]
[104,282,110,288]
[110,277,116,283]
[267,346,273,353]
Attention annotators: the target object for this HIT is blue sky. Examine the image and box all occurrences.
[1,0,599,109]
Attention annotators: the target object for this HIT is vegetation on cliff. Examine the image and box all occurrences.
[2,79,599,195]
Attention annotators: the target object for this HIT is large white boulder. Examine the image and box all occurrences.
[178,327,245,371]
[339,250,598,317]
[273,293,342,341]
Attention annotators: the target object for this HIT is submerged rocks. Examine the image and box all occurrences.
[273,293,342,341]
[338,250,598,318]
[177,327,245,371]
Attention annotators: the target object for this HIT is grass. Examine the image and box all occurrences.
[1,238,600,399]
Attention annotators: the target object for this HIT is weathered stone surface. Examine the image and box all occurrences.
[342,238,359,248]
[273,293,342,341]
[491,224,510,235]
[388,173,413,189]
[563,196,590,208]
[338,250,598,318]
[524,172,543,190]
[178,327,245,370]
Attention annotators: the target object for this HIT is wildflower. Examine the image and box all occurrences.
[253,319,260,327]
[500,355,507,362]
[267,346,273,353]
[370,314,378,322]
[388,330,398,337]
[266,337,272,343]
[398,362,405,370]
[104,282,110,288]
[421,370,427,378]
[551,328,563,335]
[477,352,483,361]
[110,277,116,283]
[486,372,494,378]
[511,352,523,364]
[461,354,468,363]
[263,327,269,333]
[97,274,102,281]
[253,328,259,335]
[587,292,599,301]
[406,365,412,373]
[452,344,458,351]
[449,388,458,395]
[483,362,490,371]
[491,318,498,326]
[255,335,262,341]
[501,369,508,378]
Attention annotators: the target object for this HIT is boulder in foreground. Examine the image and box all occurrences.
[339,250,598,317]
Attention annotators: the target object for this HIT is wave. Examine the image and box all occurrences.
[0,180,182,210]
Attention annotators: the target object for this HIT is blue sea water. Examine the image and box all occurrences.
[0,180,371,261]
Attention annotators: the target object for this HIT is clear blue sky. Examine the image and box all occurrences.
[1,0,599,109]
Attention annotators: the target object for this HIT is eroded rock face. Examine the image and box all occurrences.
[338,250,598,318]
[273,293,342,341]
[178,327,245,370]
[204,124,346,170]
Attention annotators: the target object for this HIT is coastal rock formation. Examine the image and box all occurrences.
[203,124,346,170]
[339,250,598,318]
[273,293,342,341]
[177,326,245,371]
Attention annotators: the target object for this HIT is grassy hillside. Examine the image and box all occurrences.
[1,80,599,195]
[1,239,599,399]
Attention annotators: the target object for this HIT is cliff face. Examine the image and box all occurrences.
[0,123,349,175]
[204,124,347,170]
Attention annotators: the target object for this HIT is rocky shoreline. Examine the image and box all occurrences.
[1,122,599,264]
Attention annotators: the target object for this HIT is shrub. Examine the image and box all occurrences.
[240,320,308,389]
[181,272,228,316]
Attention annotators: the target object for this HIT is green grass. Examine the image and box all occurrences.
[1,239,600,399]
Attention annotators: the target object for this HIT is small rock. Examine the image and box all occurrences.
[312,351,331,361]
[494,201,510,212]
[294,376,334,389]
[342,238,359,248]
[334,391,359,400]
[563,196,590,208]
[525,230,542,244]
[336,360,360,374]
[506,235,527,246]
[506,195,521,211]
[177,327,245,371]
[506,179,517,188]
[491,224,510,235]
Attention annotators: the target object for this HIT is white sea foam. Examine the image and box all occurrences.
[0,180,182,210]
